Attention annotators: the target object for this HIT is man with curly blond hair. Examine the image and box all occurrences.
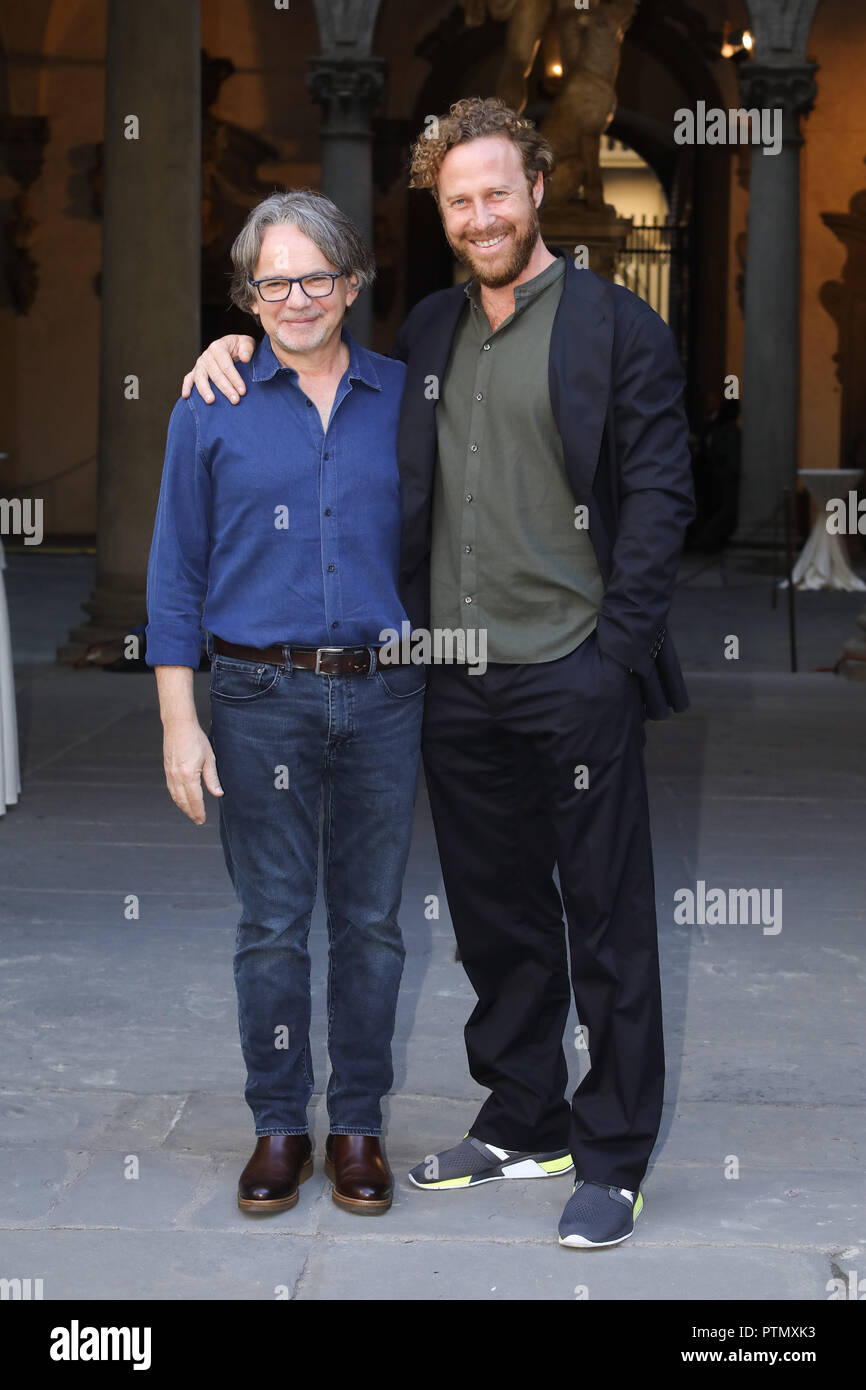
[181,95,694,1249]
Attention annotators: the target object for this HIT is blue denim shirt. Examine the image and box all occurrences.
[145,328,409,667]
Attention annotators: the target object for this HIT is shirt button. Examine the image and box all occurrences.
[327,564,335,572]
[324,508,332,516]
[465,493,473,503]
[470,443,479,452]
[306,399,313,407]
[464,596,473,604]
[331,621,339,629]
[475,393,483,401]
[324,452,330,460]
[483,343,491,351]
[464,545,472,553]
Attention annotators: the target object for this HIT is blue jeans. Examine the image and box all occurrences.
[206,641,425,1137]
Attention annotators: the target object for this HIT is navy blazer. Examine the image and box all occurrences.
[390,246,696,719]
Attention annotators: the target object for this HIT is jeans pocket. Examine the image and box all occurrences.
[209,655,282,702]
[374,663,428,700]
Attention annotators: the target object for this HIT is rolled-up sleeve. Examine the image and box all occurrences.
[145,398,212,668]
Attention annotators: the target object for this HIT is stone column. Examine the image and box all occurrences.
[59,0,200,662]
[308,0,384,348]
[734,0,821,539]
[306,58,385,346]
[736,60,817,537]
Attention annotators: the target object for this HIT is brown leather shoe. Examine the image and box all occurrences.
[237,1134,313,1214]
[324,1134,392,1214]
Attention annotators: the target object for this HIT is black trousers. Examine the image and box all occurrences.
[421,631,664,1190]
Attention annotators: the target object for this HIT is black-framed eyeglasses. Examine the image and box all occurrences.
[248,272,344,302]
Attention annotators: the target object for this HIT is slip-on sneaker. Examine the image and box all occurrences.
[558,1180,644,1247]
[408,1135,573,1190]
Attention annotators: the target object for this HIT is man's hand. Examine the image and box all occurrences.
[162,719,223,825]
[181,334,256,405]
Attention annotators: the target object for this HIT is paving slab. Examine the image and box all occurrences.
[0,1147,77,1223]
[630,1165,866,1249]
[651,1102,863,1170]
[0,1229,312,1300]
[293,1238,832,1302]
[45,1150,213,1229]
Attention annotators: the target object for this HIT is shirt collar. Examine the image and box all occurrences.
[251,325,382,391]
[464,249,566,309]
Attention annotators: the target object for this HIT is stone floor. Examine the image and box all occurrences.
[0,553,864,1300]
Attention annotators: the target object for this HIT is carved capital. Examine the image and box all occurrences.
[306,56,386,112]
[738,61,818,146]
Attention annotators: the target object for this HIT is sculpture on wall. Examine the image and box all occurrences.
[200,52,279,254]
[463,0,639,210]
[820,184,866,474]
[199,51,281,334]
[0,115,48,315]
[821,177,866,680]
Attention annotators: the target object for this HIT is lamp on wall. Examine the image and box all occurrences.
[721,23,754,60]
[540,15,564,94]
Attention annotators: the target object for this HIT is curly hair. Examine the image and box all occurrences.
[408,97,555,203]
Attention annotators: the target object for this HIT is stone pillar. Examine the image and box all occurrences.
[307,0,384,348]
[736,61,817,538]
[734,0,821,540]
[59,0,200,662]
[306,57,385,346]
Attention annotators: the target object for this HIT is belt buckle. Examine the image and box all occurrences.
[314,646,346,675]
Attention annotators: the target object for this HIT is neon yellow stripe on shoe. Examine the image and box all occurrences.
[537,1155,574,1174]
[634,1192,644,1218]
[421,1175,474,1189]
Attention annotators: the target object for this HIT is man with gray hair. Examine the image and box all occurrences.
[145,190,425,1216]
[182,96,695,1252]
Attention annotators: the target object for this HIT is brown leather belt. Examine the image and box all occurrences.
[212,635,406,675]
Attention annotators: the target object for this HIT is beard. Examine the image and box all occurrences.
[448,201,541,288]
[272,314,328,353]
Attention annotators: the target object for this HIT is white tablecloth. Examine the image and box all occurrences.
[789,469,866,591]
[0,538,21,814]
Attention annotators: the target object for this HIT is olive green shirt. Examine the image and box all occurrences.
[430,254,604,663]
